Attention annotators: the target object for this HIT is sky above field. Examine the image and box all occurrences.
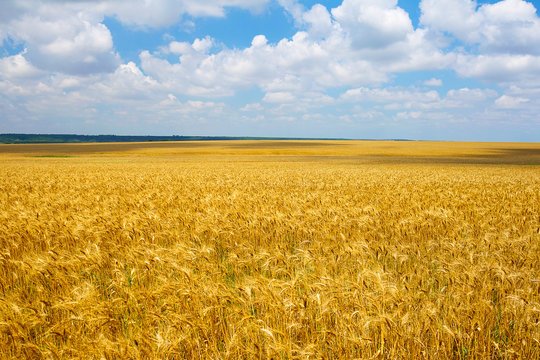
[1,0,540,141]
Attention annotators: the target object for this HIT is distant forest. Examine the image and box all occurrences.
[0,134,345,144]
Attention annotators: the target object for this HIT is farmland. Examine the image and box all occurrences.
[0,140,539,359]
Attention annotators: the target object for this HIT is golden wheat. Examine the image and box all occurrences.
[0,141,538,359]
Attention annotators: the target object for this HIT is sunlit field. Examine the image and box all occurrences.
[0,141,539,359]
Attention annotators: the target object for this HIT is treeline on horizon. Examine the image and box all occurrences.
[0,134,352,144]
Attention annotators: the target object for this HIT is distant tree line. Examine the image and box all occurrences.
[0,134,348,144]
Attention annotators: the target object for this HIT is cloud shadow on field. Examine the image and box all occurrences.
[491,148,540,158]
[457,148,540,165]
[0,141,212,155]
[226,141,342,149]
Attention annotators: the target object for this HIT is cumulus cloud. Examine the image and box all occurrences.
[168,41,193,55]
[341,86,440,104]
[495,94,530,108]
[23,19,119,75]
[141,30,390,99]
[0,0,270,76]
[0,53,43,79]
[332,0,413,49]
[302,4,335,39]
[90,62,161,100]
[1,0,451,88]
[424,78,442,87]
[240,102,264,112]
[341,86,498,112]
[443,88,498,107]
[420,0,540,85]
[454,53,540,85]
[2,2,119,75]
[421,0,540,54]
[263,91,296,103]
[137,0,455,99]
[420,0,480,41]
[35,0,271,28]
[277,0,306,26]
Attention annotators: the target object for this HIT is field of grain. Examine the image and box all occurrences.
[0,141,539,359]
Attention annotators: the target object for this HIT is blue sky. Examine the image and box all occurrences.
[1,0,539,141]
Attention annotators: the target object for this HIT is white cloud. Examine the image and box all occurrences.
[455,53,540,85]
[341,87,440,104]
[420,0,480,41]
[241,102,264,112]
[341,86,499,113]
[420,0,540,85]
[421,0,540,55]
[323,1,453,73]
[1,0,451,90]
[396,111,422,120]
[0,53,43,79]
[263,91,296,103]
[277,0,306,26]
[169,41,192,55]
[332,0,413,49]
[4,5,120,75]
[424,78,442,87]
[43,0,271,28]
[495,95,530,108]
[192,36,214,53]
[160,93,180,106]
[58,78,81,89]
[443,88,498,107]
[477,0,540,54]
[137,0,453,99]
[251,35,268,47]
[96,0,269,28]
[91,61,161,101]
[302,4,335,39]
[0,0,270,76]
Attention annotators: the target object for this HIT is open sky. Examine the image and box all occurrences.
[1,0,539,141]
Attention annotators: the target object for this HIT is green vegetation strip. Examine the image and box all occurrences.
[32,155,73,158]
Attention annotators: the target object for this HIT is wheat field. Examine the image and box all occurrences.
[0,141,538,359]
